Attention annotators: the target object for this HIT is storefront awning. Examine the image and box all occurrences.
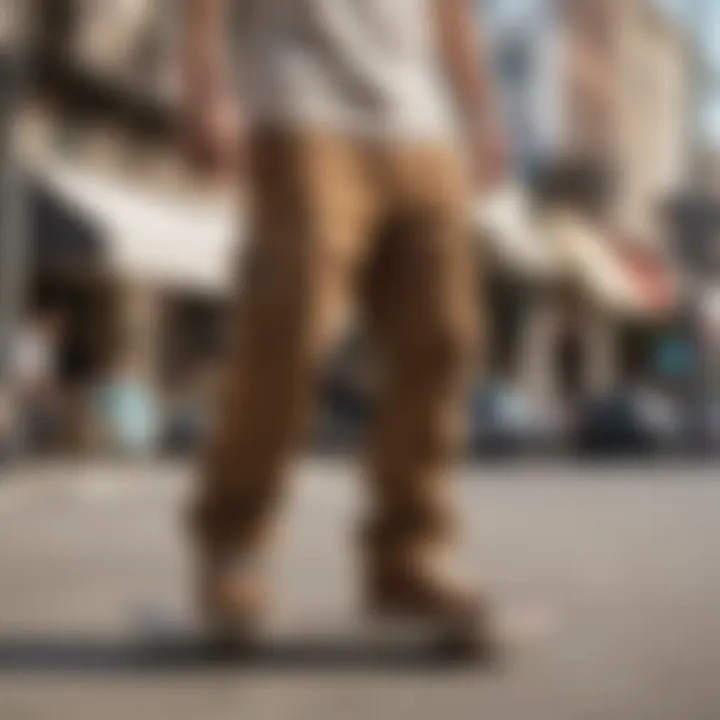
[542,210,677,317]
[474,184,559,280]
[31,160,678,315]
[32,159,240,295]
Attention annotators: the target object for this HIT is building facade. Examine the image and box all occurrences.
[14,0,236,455]
[615,0,689,244]
[484,0,688,410]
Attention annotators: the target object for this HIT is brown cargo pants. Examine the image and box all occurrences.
[193,128,479,566]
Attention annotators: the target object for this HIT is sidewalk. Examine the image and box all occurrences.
[1,460,719,719]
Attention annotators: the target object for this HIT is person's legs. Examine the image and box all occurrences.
[192,129,378,625]
[362,142,482,617]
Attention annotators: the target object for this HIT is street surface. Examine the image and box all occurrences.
[0,459,719,719]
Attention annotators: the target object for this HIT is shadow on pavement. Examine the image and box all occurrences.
[0,634,501,674]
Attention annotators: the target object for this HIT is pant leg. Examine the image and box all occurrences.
[193,129,377,557]
[363,143,479,557]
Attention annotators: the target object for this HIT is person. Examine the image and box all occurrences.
[93,349,160,457]
[182,0,507,653]
[14,310,65,455]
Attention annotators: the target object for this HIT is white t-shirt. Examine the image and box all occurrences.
[237,0,455,139]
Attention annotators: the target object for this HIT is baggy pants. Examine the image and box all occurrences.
[193,128,479,566]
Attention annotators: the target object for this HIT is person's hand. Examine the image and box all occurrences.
[469,115,510,192]
[183,94,245,182]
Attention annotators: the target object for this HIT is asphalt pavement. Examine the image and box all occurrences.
[0,459,719,719]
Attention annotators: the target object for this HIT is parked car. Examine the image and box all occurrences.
[574,388,683,456]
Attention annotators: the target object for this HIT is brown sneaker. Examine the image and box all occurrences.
[365,546,499,660]
[197,553,266,651]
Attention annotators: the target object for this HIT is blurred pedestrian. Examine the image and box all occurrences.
[183,0,507,654]
[162,363,213,456]
[14,310,65,455]
[0,390,12,464]
[93,350,160,458]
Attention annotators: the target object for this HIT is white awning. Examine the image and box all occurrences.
[542,210,646,315]
[33,159,240,295]
[473,184,559,280]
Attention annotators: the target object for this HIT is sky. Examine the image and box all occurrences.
[654,0,720,145]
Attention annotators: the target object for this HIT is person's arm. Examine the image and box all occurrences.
[434,0,508,188]
[183,0,227,102]
[182,0,241,178]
